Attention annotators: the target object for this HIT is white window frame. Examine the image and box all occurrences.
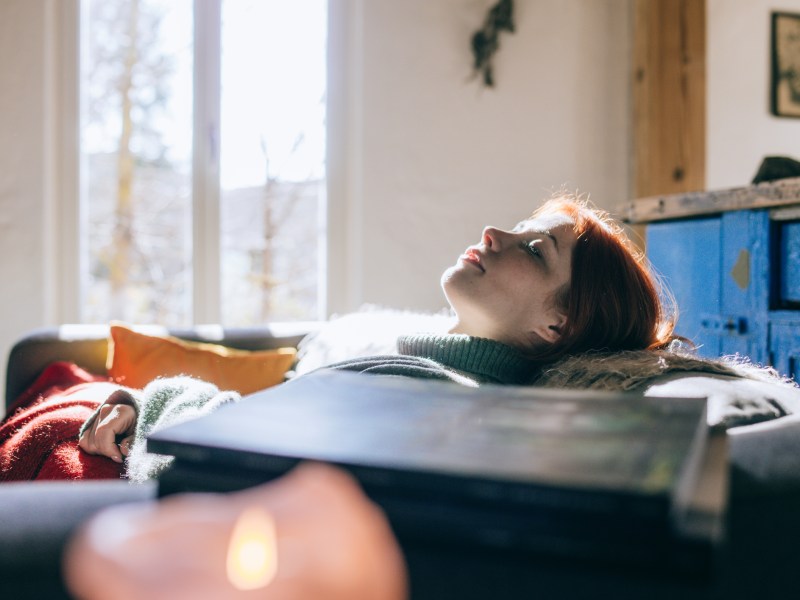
[51,0,352,325]
[193,0,222,323]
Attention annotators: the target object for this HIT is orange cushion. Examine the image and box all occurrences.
[107,323,296,395]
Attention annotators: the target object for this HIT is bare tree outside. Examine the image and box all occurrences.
[81,0,325,326]
[83,0,192,326]
[220,140,322,325]
[219,0,326,325]
[257,140,304,321]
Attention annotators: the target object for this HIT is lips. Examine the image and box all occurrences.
[460,247,485,272]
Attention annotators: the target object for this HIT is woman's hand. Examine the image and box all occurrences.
[64,463,408,600]
[78,390,138,463]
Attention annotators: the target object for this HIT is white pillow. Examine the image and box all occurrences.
[293,305,455,376]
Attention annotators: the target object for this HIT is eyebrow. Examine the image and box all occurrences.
[533,230,559,255]
[544,231,559,252]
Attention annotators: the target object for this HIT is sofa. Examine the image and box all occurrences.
[3,322,800,599]
[1,323,315,598]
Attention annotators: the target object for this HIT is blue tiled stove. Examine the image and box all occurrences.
[624,177,800,379]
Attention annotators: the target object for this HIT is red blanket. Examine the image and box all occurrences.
[0,362,125,481]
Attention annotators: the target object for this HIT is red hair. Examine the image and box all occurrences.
[529,195,677,364]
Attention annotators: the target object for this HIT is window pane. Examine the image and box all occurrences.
[220,0,326,325]
[81,0,193,326]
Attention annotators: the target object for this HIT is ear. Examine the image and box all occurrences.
[532,311,567,345]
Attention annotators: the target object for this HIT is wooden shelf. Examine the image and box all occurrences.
[623,177,800,224]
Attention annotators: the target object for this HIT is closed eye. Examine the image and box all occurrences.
[523,240,543,259]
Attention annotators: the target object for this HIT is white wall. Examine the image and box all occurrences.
[334,0,632,314]
[707,0,800,188]
[0,0,54,405]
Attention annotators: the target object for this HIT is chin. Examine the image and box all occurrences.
[440,266,459,301]
[440,264,458,285]
[441,265,469,304]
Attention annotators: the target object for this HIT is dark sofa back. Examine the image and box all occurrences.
[5,323,320,411]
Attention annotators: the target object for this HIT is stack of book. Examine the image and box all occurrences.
[149,370,728,575]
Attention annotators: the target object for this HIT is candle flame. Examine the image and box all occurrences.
[226,507,278,590]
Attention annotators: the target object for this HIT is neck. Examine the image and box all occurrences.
[448,318,490,338]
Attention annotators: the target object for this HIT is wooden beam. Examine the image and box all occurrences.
[633,0,706,198]
[624,177,800,224]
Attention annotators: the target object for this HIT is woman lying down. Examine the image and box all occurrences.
[65,193,800,600]
[77,194,794,482]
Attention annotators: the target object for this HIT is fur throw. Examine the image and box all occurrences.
[295,306,454,375]
[535,348,800,429]
[535,346,796,392]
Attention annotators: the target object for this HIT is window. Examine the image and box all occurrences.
[219,1,327,325]
[79,0,327,326]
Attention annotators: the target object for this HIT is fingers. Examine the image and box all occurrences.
[94,407,125,463]
[119,435,135,457]
[79,404,137,463]
[78,405,122,462]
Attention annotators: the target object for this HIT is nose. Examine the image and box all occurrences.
[482,226,508,251]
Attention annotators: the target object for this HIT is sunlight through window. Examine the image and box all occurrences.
[80,0,326,326]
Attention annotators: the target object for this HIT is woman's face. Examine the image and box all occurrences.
[441,214,578,350]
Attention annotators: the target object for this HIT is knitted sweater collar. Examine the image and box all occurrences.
[396,334,533,385]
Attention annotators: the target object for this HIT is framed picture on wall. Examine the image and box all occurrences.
[771,12,800,118]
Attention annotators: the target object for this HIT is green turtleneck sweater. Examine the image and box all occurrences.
[322,334,534,386]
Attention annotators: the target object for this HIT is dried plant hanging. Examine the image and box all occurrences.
[470,0,515,87]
